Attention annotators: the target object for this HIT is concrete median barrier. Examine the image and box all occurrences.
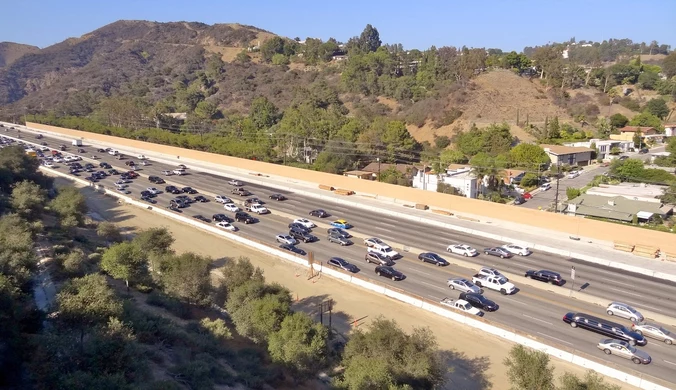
[613,241,635,253]
[318,184,335,191]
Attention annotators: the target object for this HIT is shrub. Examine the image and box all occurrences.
[52,245,69,256]
[146,291,192,319]
[619,97,640,112]
[566,187,581,200]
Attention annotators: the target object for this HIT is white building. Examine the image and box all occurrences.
[585,183,668,204]
[412,166,478,198]
[564,139,633,160]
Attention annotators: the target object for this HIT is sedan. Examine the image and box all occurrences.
[631,323,674,345]
[459,292,498,312]
[215,195,232,204]
[279,244,306,256]
[330,219,352,229]
[116,187,131,194]
[364,237,386,248]
[223,203,240,212]
[375,265,404,281]
[108,169,120,175]
[289,223,311,234]
[327,257,358,273]
[447,278,483,294]
[216,221,238,231]
[525,270,564,286]
[141,196,156,204]
[309,209,330,218]
[327,228,351,239]
[147,187,161,195]
[276,234,298,245]
[182,187,198,194]
[165,186,181,194]
[479,267,508,281]
[212,214,232,223]
[228,179,244,186]
[194,195,208,203]
[447,244,478,257]
[597,339,651,365]
[192,215,211,223]
[417,252,449,266]
[606,302,644,323]
[502,244,531,256]
[293,218,316,229]
[327,235,353,246]
[365,252,395,266]
[269,193,287,201]
[483,247,513,258]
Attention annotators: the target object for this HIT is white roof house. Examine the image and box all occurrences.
[585,183,668,204]
[412,166,477,198]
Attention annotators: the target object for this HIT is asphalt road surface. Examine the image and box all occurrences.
[7,128,676,385]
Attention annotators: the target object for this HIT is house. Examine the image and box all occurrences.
[412,166,477,198]
[564,139,633,159]
[343,170,373,180]
[361,163,418,180]
[664,124,676,137]
[566,194,671,222]
[611,126,658,142]
[585,183,668,204]
[540,144,594,166]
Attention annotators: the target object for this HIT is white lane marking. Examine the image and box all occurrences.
[606,287,643,297]
[419,281,449,292]
[664,360,676,367]
[622,300,664,313]
[404,267,434,277]
[537,332,573,345]
[428,295,443,301]
[523,314,553,325]
[506,298,528,306]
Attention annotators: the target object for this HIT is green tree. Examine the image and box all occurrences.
[50,186,88,227]
[608,113,629,129]
[439,149,468,166]
[194,100,219,119]
[0,214,36,287]
[157,252,212,305]
[0,145,52,192]
[272,53,290,66]
[100,242,147,290]
[260,37,288,62]
[628,111,661,128]
[470,152,506,192]
[231,293,292,343]
[558,371,621,390]
[10,180,47,218]
[249,96,280,130]
[357,24,381,53]
[131,227,174,255]
[503,345,555,390]
[643,98,669,120]
[96,221,123,244]
[381,120,420,161]
[62,248,89,276]
[520,173,539,187]
[215,256,264,303]
[268,312,329,376]
[378,167,410,186]
[633,131,642,149]
[566,187,581,200]
[594,117,612,139]
[637,71,660,90]
[662,51,676,78]
[611,158,645,181]
[337,317,444,389]
[433,135,451,149]
[509,144,549,168]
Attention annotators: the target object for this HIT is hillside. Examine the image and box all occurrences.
[0,42,39,68]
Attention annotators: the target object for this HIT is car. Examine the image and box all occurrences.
[235,212,255,224]
[244,197,264,206]
[125,160,136,167]
[327,234,353,246]
[138,154,147,160]
[147,187,161,195]
[269,193,287,201]
[375,265,404,281]
[597,339,651,365]
[289,229,317,243]
[365,252,395,266]
[43,161,55,168]
[417,252,449,266]
[248,204,269,214]
[293,218,316,229]
[330,219,352,229]
[563,312,647,346]
[631,323,674,345]
[459,292,498,312]
[364,237,386,248]
[540,183,551,191]
[182,187,198,194]
[525,270,564,285]
[606,302,644,323]
[215,195,232,204]
[228,179,244,186]
[162,170,174,176]
[289,223,311,234]
[501,244,531,256]
[567,171,580,179]
[223,203,240,212]
[194,195,208,203]
[279,244,306,256]
[116,187,131,194]
[108,169,120,175]
[177,164,187,169]
[309,209,330,218]
[327,257,358,273]
[165,186,181,194]
[140,190,153,198]
[446,244,478,257]
[141,196,156,204]
[192,215,211,223]
[115,179,130,185]
[367,245,401,259]
[175,195,194,204]
[126,171,139,179]
[276,234,298,245]
[447,278,483,294]
[327,228,351,239]
[148,176,165,184]
[97,148,106,153]
[216,221,238,231]
[513,196,526,205]
[231,188,252,196]
[483,247,513,258]
[212,214,232,223]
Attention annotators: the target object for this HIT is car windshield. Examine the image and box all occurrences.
[496,279,507,285]
[659,327,670,335]
[461,303,471,310]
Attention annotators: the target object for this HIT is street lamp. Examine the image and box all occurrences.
[377,157,381,181]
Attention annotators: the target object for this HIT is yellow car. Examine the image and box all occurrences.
[330,219,352,229]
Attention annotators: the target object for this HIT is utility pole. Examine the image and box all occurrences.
[377,157,381,182]
[553,162,561,213]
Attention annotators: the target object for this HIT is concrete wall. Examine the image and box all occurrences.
[27,122,676,252]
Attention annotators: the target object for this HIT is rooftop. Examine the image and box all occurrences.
[617,126,657,133]
[447,164,471,171]
[343,170,372,177]
[540,144,594,155]
[567,194,668,222]
[585,183,667,202]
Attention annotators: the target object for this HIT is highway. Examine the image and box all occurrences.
[6,127,676,384]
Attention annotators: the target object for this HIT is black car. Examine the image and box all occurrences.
[525,270,564,286]
[84,163,94,169]
[327,257,358,273]
[97,148,106,153]
[365,252,395,266]
[148,176,164,184]
[194,195,208,203]
[289,230,317,243]
[244,197,263,205]
[120,173,131,180]
[182,186,198,194]
[327,228,351,239]
[483,247,513,258]
[175,195,194,203]
[192,215,211,223]
[310,209,330,218]
[269,193,287,201]
[279,244,306,256]
[96,170,107,177]
[108,169,119,175]
[374,265,404,281]
[98,162,108,168]
[327,234,353,246]
[235,212,255,224]
[289,223,311,234]
[563,312,647,346]
[165,185,181,194]
[212,214,232,223]
[418,252,449,266]
[459,292,498,312]
[513,196,525,205]
[141,196,156,204]
[140,190,153,198]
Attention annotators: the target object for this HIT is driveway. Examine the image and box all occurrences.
[520,165,610,211]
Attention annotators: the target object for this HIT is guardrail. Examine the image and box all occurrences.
[41,165,673,390]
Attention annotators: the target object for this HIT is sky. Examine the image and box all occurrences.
[2,0,675,52]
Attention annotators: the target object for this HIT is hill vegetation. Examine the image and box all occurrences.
[0,42,39,68]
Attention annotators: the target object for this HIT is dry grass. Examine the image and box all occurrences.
[203,45,245,62]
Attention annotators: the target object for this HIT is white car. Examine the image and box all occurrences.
[479,267,508,281]
[567,171,580,179]
[502,244,531,256]
[223,203,240,212]
[146,187,161,195]
[216,221,238,231]
[447,278,483,294]
[540,183,551,191]
[137,154,147,160]
[52,157,63,163]
[108,150,119,156]
[43,161,54,168]
[293,218,316,229]
[276,234,297,245]
[446,244,478,257]
[248,204,269,214]
[162,170,174,176]
[215,195,231,204]
[364,237,386,248]
[229,179,244,186]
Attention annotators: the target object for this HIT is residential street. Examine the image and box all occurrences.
[521,165,609,211]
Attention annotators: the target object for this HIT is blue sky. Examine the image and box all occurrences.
[3,0,675,52]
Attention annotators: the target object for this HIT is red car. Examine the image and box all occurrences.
[126,171,139,178]
[523,192,533,200]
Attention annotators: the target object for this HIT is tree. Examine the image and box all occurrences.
[357,24,381,53]
[0,214,36,288]
[520,173,539,187]
[662,51,676,78]
[558,371,621,390]
[100,242,148,290]
[608,113,629,129]
[509,144,549,168]
[249,96,280,130]
[338,317,444,389]
[62,248,89,276]
[628,112,662,128]
[231,293,292,343]
[131,227,174,255]
[235,50,251,63]
[643,98,669,120]
[503,345,555,390]
[199,318,232,340]
[439,149,468,166]
[0,145,51,192]
[470,152,506,192]
[194,100,219,119]
[594,118,612,139]
[157,252,212,305]
[268,312,329,376]
[96,221,123,244]
[566,187,581,200]
[10,180,47,218]
[50,186,88,226]
[433,135,451,149]
[633,131,642,149]
[378,167,410,186]
[272,53,290,66]
[260,37,288,62]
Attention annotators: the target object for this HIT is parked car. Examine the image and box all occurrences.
[631,323,674,345]
[293,218,316,229]
[279,244,306,256]
[330,219,352,229]
[269,193,287,201]
[540,183,551,191]
[365,252,395,266]
[327,234,353,246]
[483,247,513,258]
[223,203,240,212]
[327,228,351,238]
[364,237,386,248]
[276,234,298,245]
[597,339,651,364]
[459,292,498,312]
[374,265,404,281]
[606,302,644,323]
[447,278,483,294]
[501,244,531,256]
[447,244,478,257]
[525,270,564,286]
[215,195,232,204]
[327,257,358,273]
[417,252,449,266]
[309,209,330,218]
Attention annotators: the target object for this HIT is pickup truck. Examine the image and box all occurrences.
[439,297,484,317]
[367,245,401,259]
[471,274,516,295]
[246,204,269,214]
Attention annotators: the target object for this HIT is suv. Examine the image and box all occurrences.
[365,252,394,266]
[165,185,181,194]
[235,212,255,224]
[524,270,563,286]
[289,229,317,243]
[562,312,647,346]
[231,188,252,196]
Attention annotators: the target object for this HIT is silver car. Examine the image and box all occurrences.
[631,323,674,345]
[606,302,644,323]
[447,278,483,294]
[597,339,651,364]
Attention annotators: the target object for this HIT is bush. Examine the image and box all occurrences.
[566,187,581,200]
[200,318,233,341]
[52,245,69,256]
[619,97,641,112]
[88,253,102,262]
[62,249,89,276]
[146,291,192,320]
